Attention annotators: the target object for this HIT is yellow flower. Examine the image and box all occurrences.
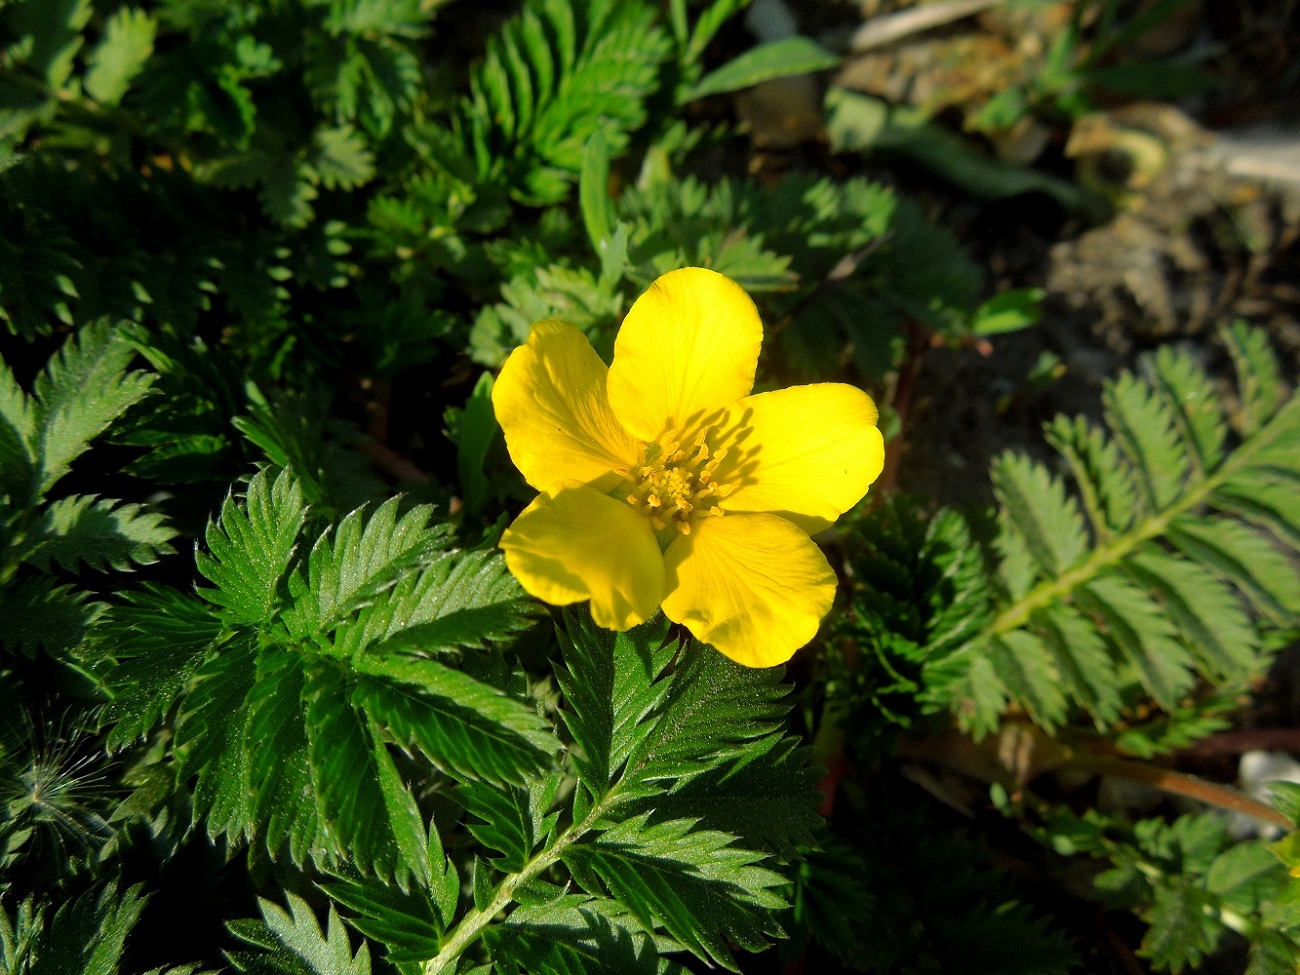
[492,267,885,667]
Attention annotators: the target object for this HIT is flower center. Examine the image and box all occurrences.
[615,429,732,535]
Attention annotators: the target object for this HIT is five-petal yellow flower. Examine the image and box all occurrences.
[492,267,885,667]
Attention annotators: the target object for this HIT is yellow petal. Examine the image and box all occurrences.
[493,320,639,493]
[607,268,762,441]
[500,484,665,631]
[715,383,885,534]
[661,513,836,667]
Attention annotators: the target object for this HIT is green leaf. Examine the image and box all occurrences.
[0,578,99,658]
[455,773,562,873]
[485,896,680,975]
[23,494,176,574]
[1167,518,1300,623]
[0,358,35,500]
[1222,321,1285,435]
[580,130,615,251]
[1044,415,1138,537]
[618,642,789,803]
[333,546,539,656]
[990,453,1090,579]
[304,663,399,877]
[1123,548,1258,679]
[1033,604,1121,724]
[196,468,307,627]
[1150,343,1226,475]
[30,321,156,498]
[987,630,1067,729]
[227,894,372,975]
[83,7,156,106]
[556,613,674,802]
[562,815,786,970]
[454,372,499,521]
[319,824,458,964]
[281,496,441,640]
[311,126,377,191]
[1076,573,1195,710]
[15,881,148,975]
[970,288,1043,336]
[1139,878,1219,972]
[4,0,93,89]
[352,653,558,785]
[99,585,222,749]
[683,35,839,102]
[1103,371,1189,512]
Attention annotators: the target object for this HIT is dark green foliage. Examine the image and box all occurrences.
[0,323,174,664]
[797,788,1074,974]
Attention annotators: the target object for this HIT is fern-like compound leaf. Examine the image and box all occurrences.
[925,325,1300,738]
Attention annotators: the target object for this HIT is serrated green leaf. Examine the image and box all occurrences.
[1044,415,1138,537]
[1222,320,1285,436]
[304,663,395,876]
[352,654,557,785]
[196,468,307,627]
[30,321,155,497]
[1076,573,1195,710]
[485,896,680,975]
[684,35,838,102]
[319,823,457,964]
[1150,344,1226,475]
[99,585,222,749]
[622,735,820,858]
[991,453,1090,578]
[619,642,788,802]
[1032,604,1122,724]
[227,894,372,975]
[1123,548,1258,679]
[17,881,148,975]
[84,7,156,106]
[0,358,35,500]
[556,613,674,800]
[0,577,99,658]
[562,815,786,971]
[1168,518,1300,623]
[1212,468,1300,549]
[454,773,562,873]
[23,494,176,574]
[333,546,539,656]
[987,630,1067,729]
[1138,878,1218,971]
[281,497,441,640]
[1103,370,1189,512]
[312,126,376,191]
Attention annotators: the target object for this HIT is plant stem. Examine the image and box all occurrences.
[422,794,614,974]
[1068,753,1292,829]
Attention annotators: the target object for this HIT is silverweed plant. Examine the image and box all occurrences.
[2,0,1300,973]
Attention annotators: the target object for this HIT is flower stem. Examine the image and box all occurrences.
[422,794,614,974]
